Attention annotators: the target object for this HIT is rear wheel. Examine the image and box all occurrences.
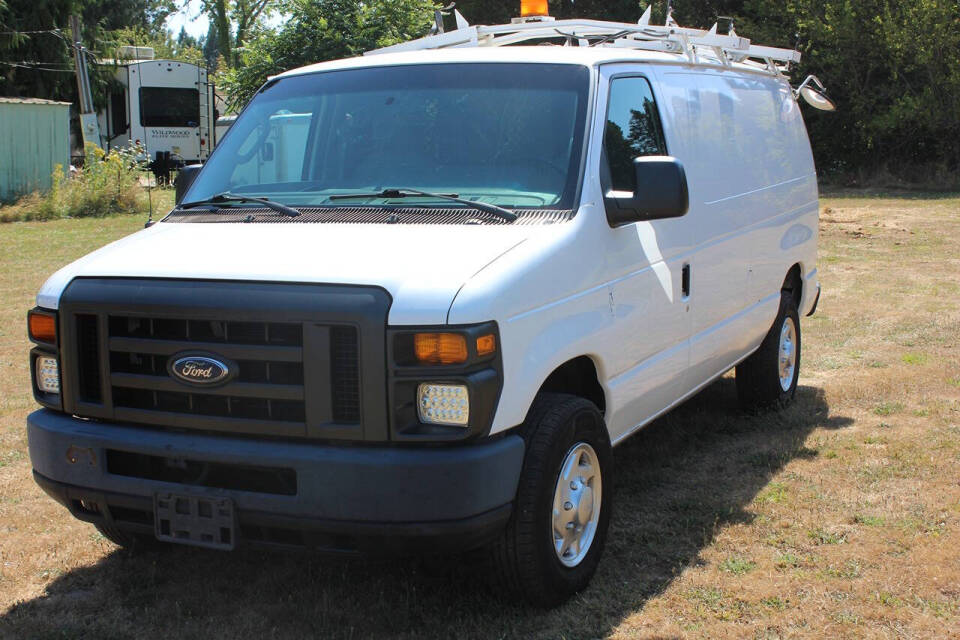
[487,393,612,608]
[737,292,801,409]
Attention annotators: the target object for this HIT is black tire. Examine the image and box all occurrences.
[486,393,612,608]
[737,291,801,409]
[95,522,162,552]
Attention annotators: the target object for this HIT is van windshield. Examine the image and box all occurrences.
[184,63,590,211]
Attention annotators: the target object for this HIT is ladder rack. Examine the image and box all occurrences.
[365,7,800,77]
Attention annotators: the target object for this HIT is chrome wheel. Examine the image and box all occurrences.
[778,317,797,392]
[552,442,602,568]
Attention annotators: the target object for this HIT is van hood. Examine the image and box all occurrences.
[37,222,536,325]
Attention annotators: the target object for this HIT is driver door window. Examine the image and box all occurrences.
[603,77,667,192]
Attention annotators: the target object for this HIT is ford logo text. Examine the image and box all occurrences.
[168,354,233,386]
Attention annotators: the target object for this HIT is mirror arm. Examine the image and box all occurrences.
[794,74,827,99]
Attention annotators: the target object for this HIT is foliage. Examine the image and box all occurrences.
[102,26,205,66]
[200,0,283,67]
[0,0,191,108]
[1,0,957,184]
[218,0,436,110]
[0,144,150,222]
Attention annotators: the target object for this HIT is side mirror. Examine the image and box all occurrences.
[604,156,689,227]
[795,75,837,112]
[175,164,202,205]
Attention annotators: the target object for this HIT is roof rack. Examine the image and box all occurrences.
[365,6,800,77]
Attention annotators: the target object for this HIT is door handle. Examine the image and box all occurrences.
[682,263,691,299]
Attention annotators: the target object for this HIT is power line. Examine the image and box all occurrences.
[0,60,76,72]
[0,29,66,36]
[0,60,74,66]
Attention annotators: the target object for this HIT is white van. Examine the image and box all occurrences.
[26,10,822,607]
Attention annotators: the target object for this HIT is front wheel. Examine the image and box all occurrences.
[737,292,801,409]
[486,393,612,608]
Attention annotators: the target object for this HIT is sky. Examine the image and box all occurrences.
[165,2,286,41]
[165,2,211,40]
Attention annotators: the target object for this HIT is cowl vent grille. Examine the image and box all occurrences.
[163,206,574,225]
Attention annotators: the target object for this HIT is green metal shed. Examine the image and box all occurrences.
[0,97,72,202]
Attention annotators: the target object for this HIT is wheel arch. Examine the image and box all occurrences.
[535,355,607,416]
[782,263,803,309]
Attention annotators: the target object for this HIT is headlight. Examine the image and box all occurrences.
[417,383,469,426]
[35,355,60,394]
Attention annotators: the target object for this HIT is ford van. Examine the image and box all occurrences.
[26,8,823,606]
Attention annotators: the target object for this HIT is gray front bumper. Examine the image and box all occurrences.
[28,409,524,551]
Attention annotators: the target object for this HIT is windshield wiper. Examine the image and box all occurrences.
[180,192,300,218]
[329,188,518,222]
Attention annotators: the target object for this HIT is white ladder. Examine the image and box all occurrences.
[365,7,800,77]
[197,68,211,160]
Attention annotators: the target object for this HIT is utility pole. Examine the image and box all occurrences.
[70,15,102,150]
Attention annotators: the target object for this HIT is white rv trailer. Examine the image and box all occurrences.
[98,48,215,175]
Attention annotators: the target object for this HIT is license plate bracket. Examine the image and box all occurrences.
[154,492,236,550]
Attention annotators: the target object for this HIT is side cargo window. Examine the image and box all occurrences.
[603,77,667,192]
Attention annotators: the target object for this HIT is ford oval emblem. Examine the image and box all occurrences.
[168,354,233,386]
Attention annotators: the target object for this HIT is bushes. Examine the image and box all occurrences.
[0,144,151,223]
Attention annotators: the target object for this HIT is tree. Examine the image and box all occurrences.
[201,0,281,67]
[1,1,198,105]
[219,0,436,110]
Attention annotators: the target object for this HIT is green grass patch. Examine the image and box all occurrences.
[757,482,789,504]
[822,559,864,579]
[760,596,787,611]
[874,591,904,607]
[873,402,904,416]
[808,528,847,545]
[853,514,885,527]
[774,552,803,569]
[0,450,24,468]
[719,556,756,576]
[901,353,929,365]
[687,586,724,607]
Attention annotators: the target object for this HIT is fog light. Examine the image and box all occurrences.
[417,383,469,426]
[36,356,60,394]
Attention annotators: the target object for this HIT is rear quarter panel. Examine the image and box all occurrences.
[650,65,818,383]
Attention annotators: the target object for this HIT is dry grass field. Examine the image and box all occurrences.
[0,193,958,639]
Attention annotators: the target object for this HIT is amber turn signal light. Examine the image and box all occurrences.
[414,333,468,365]
[28,311,56,344]
[476,333,497,356]
[520,0,549,17]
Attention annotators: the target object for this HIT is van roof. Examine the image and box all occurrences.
[277,45,784,82]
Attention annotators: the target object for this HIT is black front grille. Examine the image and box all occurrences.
[106,449,297,496]
[330,327,360,423]
[59,279,390,441]
[106,315,310,428]
[75,314,101,403]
